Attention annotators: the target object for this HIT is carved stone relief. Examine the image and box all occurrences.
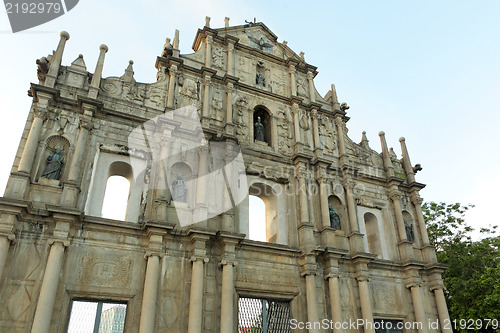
[212,46,225,69]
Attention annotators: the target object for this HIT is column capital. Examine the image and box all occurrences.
[307,71,314,80]
[218,259,237,267]
[334,117,344,127]
[145,251,164,259]
[47,238,70,247]
[190,255,209,263]
[226,82,234,90]
[227,43,234,51]
[300,263,318,277]
[204,74,212,84]
[356,276,371,283]
[288,65,296,73]
[410,192,423,205]
[324,273,341,280]
[406,282,422,289]
[311,109,318,119]
[79,118,94,131]
[343,178,355,191]
[389,190,402,201]
[33,107,48,120]
[206,35,213,44]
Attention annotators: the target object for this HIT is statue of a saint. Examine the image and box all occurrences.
[404,219,414,243]
[256,72,265,87]
[41,148,64,180]
[329,206,341,230]
[171,174,188,202]
[254,116,265,142]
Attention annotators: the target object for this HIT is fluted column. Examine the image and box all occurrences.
[18,108,47,174]
[407,282,428,333]
[357,277,375,333]
[307,71,315,102]
[219,259,236,333]
[88,44,108,99]
[31,239,69,333]
[410,193,437,262]
[44,31,70,88]
[166,65,177,108]
[432,287,452,333]
[205,35,213,67]
[188,256,208,333]
[139,253,161,333]
[67,118,93,182]
[0,233,15,283]
[289,65,297,96]
[399,137,416,183]
[296,164,310,225]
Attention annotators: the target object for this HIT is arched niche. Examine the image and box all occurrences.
[169,162,193,205]
[36,134,70,183]
[253,105,272,146]
[328,195,346,231]
[402,210,419,245]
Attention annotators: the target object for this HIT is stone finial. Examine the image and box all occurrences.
[121,60,135,82]
[69,54,86,72]
[205,16,211,27]
[162,38,173,57]
[99,44,108,53]
[283,40,288,46]
[60,31,70,40]
[299,51,305,60]
[360,131,370,149]
[173,30,180,49]
[340,102,349,112]
[88,43,108,99]
[224,17,230,28]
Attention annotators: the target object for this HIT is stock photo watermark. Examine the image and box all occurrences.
[4,0,79,32]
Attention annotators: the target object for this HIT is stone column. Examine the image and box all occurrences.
[31,239,69,333]
[139,253,161,333]
[219,259,236,333]
[289,65,297,96]
[226,82,234,124]
[307,71,315,102]
[411,193,437,263]
[187,256,208,333]
[202,74,211,119]
[302,269,320,333]
[344,180,359,234]
[318,175,331,229]
[334,117,346,158]
[296,163,310,225]
[166,64,177,108]
[389,191,408,243]
[205,35,213,68]
[407,282,429,333]
[357,277,375,333]
[45,31,70,88]
[311,109,320,152]
[88,44,108,99]
[432,287,453,333]
[227,43,234,76]
[67,118,92,182]
[18,108,47,175]
[0,233,15,282]
[325,274,343,333]
[292,103,301,144]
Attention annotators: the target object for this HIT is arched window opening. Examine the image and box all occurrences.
[101,176,131,220]
[364,212,382,256]
[253,106,271,146]
[247,182,281,243]
[249,195,266,242]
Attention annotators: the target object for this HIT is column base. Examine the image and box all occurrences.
[4,172,30,200]
[60,182,79,208]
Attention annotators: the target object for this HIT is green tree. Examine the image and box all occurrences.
[422,202,500,332]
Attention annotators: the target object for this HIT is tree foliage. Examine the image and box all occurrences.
[422,202,500,332]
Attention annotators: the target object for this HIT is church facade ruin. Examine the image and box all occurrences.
[0,18,452,333]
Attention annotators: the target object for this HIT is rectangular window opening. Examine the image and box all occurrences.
[66,300,127,333]
[238,297,291,333]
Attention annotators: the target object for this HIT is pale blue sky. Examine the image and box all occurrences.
[0,0,498,235]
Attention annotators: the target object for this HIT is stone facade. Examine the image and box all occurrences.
[0,18,452,333]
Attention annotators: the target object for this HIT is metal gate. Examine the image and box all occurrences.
[238,297,291,333]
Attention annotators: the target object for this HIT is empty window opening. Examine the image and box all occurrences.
[238,297,291,333]
[249,195,266,242]
[66,300,127,333]
[101,176,131,221]
[364,212,382,256]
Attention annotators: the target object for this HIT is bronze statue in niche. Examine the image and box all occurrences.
[41,148,64,180]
